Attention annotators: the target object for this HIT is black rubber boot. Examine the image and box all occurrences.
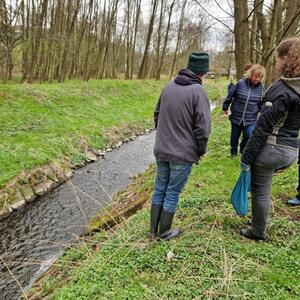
[159,210,180,241]
[150,205,162,239]
[240,228,267,241]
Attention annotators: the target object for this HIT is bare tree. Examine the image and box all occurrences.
[137,0,158,79]
[2,0,299,83]
[155,0,175,80]
[0,0,23,82]
[169,0,187,79]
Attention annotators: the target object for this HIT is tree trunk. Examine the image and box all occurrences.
[137,0,158,79]
[125,0,131,79]
[233,0,250,80]
[169,0,186,79]
[155,0,175,80]
[152,0,164,78]
[130,0,141,79]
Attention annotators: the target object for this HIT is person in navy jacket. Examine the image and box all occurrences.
[223,65,265,157]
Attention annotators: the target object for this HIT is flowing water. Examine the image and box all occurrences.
[0,132,156,300]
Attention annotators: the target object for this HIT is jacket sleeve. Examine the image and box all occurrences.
[193,91,212,157]
[153,96,161,129]
[257,85,265,112]
[241,95,289,165]
[222,82,238,111]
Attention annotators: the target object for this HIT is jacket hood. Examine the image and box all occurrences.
[174,69,202,86]
[281,77,300,96]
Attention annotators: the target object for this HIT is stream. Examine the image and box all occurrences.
[0,132,156,300]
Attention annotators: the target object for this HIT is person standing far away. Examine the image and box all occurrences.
[150,52,211,241]
[222,64,265,158]
[240,37,300,241]
[287,150,300,206]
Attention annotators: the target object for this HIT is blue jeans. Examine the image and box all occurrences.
[151,160,193,213]
[230,122,255,155]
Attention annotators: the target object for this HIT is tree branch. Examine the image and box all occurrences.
[265,8,300,63]
[251,46,262,56]
[213,0,233,18]
[274,8,300,40]
[245,0,264,21]
[191,0,233,33]
[249,27,262,40]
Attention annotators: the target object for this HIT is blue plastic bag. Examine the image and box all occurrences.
[230,163,251,216]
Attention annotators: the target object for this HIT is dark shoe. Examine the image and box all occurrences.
[159,210,180,241]
[287,197,300,206]
[149,205,162,239]
[230,154,237,159]
[240,228,266,241]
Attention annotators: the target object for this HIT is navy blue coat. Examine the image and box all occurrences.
[223,78,264,126]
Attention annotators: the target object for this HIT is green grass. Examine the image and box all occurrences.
[0,78,227,190]
[25,109,300,300]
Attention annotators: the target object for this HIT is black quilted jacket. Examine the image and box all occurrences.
[242,77,300,165]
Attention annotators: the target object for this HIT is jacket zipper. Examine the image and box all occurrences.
[240,83,251,125]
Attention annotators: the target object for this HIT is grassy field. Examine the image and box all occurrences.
[0,79,225,190]
[25,109,300,300]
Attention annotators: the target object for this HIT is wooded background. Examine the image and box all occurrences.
[0,0,299,83]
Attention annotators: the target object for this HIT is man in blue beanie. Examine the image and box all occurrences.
[150,52,211,240]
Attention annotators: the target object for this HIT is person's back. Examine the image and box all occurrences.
[154,69,211,164]
[262,78,300,145]
[150,52,211,241]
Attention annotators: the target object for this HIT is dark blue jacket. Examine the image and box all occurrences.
[223,78,264,126]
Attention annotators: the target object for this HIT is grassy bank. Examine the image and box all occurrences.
[0,79,225,190]
[25,110,300,300]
